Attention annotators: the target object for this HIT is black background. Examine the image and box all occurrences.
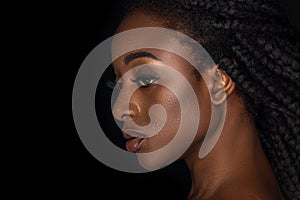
[64,2,191,199]
[56,0,299,199]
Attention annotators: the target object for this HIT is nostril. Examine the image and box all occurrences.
[130,102,141,117]
[112,101,141,122]
[121,113,132,120]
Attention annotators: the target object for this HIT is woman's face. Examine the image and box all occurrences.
[111,9,212,167]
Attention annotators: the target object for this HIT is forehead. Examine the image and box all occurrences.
[112,9,164,53]
[116,9,165,33]
[110,9,203,74]
[111,9,166,68]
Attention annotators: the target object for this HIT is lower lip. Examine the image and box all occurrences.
[126,137,145,152]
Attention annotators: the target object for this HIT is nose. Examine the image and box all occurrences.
[112,94,141,122]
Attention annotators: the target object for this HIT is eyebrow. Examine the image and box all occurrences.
[124,51,160,65]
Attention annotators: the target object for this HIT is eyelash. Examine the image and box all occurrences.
[106,80,122,90]
[106,75,158,90]
[106,80,116,89]
[132,74,159,88]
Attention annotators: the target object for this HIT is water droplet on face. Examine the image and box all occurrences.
[166,97,179,107]
[147,122,162,137]
[154,123,158,129]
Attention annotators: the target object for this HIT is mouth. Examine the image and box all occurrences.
[122,129,145,152]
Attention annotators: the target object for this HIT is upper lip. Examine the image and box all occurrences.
[121,128,145,140]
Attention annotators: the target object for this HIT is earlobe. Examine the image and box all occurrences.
[211,67,235,105]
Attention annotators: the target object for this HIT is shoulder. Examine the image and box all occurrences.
[213,182,284,200]
[214,192,276,200]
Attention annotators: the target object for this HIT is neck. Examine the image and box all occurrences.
[184,94,280,199]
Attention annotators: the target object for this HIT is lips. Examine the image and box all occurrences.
[125,137,145,152]
[122,130,145,152]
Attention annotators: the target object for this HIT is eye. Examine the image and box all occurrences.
[106,80,116,89]
[106,80,123,90]
[132,74,159,87]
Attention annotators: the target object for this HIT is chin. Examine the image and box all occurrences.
[136,147,181,171]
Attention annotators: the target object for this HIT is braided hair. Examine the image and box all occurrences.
[121,0,300,199]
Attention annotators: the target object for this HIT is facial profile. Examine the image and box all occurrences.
[110,10,228,170]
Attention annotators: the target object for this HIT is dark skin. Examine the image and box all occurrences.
[112,9,285,200]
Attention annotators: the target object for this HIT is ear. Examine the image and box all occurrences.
[210,66,235,105]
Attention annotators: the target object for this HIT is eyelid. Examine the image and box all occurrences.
[109,64,161,89]
[131,74,159,87]
[133,65,160,86]
[106,78,124,90]
[106,80,116,89]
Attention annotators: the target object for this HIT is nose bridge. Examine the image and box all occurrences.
[112,87,140,121]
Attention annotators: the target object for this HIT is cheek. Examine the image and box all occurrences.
[198,81,211,132]
[187,80,211,150]
[131,80,211,153]
[133,85,181,152]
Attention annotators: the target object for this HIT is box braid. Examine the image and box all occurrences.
[122,0,300,199]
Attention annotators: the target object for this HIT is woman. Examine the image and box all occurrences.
[106,0,300,199]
